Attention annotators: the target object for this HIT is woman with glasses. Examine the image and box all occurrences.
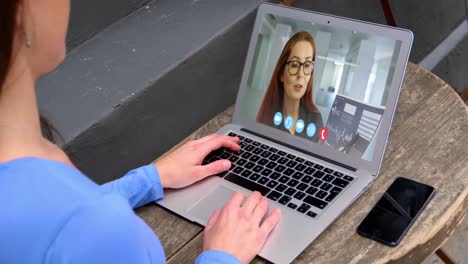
[257,31,323,142]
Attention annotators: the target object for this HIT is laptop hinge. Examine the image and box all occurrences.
[241,128,357,172]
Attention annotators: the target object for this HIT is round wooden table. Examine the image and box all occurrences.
[136,63,468,263]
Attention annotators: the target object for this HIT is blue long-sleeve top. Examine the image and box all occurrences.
[0,157,241,264]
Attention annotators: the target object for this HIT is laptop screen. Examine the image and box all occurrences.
[237,12,403,162]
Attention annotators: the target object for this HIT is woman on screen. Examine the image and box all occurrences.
[257,31,323,142]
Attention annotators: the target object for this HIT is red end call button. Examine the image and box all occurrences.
[319,128,328,141]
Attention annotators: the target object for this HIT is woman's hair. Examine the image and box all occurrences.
[0,0,19,91]
[256,31,319,124]
[1,0,62,143]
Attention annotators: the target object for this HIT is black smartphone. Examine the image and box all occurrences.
[357,177,435,246]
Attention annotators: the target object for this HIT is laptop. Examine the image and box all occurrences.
[158,3,413,263]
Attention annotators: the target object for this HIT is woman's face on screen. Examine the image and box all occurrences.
[281,40,313,102]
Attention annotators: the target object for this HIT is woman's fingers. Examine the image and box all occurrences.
[195,134,239,146]
[206,209,220,231]
[199,135,240,156]
[241,191,262,215]
[202,193,281,263]
[258,208,281,243]
[224,192,245,212]
[194,133,219,144]
[193,160,231,180]
[251,196,269,223]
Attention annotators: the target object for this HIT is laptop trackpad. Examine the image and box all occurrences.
[187,185,237,225]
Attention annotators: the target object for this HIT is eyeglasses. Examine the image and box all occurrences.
[285,60,314,75]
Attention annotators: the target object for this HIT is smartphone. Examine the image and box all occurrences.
[357,177,435,246]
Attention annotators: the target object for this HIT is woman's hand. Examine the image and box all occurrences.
[154,134,240,189]
[202,192,281,264]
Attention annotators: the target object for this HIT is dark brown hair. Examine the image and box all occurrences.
[256,31,319,124]
[0,0,19,91]
[1,0,62,143]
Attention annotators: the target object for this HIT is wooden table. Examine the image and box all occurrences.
[136,63,468,263]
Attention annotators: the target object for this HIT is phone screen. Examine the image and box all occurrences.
[357,177,435,246]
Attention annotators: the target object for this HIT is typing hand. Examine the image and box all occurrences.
[202,192,281,264]
[154,134,240,189]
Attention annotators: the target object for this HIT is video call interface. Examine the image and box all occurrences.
[239,13,402,161]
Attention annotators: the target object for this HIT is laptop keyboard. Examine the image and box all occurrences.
[202,132,356,219]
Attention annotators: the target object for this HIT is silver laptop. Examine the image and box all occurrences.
[158,3,413,264]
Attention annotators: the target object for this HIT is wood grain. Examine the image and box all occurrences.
[135,204,201,258]
[391,63,448,132]
[138,63,468,263]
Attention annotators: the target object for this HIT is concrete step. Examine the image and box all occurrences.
[67,0,150,49]
[38,0,268,183]
[432,33,468,94]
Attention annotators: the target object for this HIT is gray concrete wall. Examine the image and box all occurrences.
[433,34,468,92]
[67,0,150,48]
